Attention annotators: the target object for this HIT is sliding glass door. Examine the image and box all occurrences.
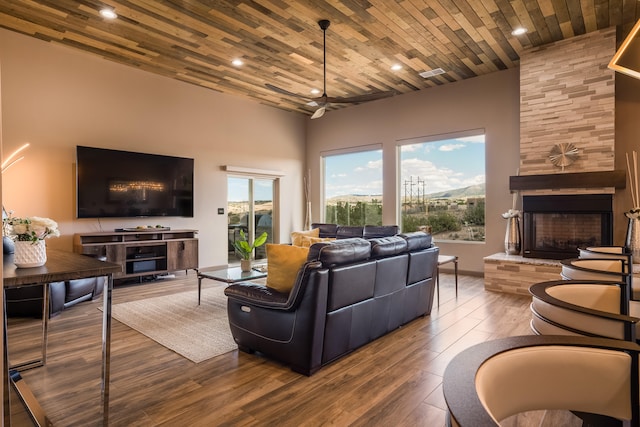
[227,176,274,264]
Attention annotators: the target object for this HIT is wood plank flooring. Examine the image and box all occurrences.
[7,272,536,426]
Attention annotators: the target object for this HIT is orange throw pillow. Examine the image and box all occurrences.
[291,228,319,246]
[266,244,310,293]
[297,236,336,248]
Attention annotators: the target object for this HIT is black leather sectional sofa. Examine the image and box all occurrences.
[224,231,439,375]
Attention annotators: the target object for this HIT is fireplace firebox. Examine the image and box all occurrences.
[522,194,613,260]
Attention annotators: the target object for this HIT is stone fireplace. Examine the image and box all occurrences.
[522,194,613,260]
[484,28,623,295]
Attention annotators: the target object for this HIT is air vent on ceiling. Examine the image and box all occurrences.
[419,68,446,78]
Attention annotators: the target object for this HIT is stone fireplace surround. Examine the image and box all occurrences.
[483,28,626,295]
[484,172,625,295]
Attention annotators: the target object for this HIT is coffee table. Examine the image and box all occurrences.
[196,266,267,304]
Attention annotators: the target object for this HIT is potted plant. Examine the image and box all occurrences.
[234,230,268,272]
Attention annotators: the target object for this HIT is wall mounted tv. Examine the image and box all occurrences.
[76,146,194,218]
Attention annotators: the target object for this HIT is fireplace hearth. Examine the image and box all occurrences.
[522,194,613,260]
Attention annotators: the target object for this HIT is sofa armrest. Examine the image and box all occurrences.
[225,261,324,310]
[225,282,289,309]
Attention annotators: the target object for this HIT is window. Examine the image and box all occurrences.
[399,132,485,242]
[323,148,383,226]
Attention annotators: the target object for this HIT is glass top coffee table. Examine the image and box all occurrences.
[196,266,267,304]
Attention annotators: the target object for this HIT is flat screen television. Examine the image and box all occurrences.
[76,146,194,218]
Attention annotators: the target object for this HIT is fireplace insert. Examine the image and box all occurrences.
[522,194,613,260]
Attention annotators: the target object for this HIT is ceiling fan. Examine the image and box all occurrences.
[265,19,396,119]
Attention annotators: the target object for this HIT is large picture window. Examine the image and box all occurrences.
[323,148,383,226]
[399,132,485,242]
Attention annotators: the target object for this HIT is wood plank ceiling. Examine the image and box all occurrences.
[1,1,639,117]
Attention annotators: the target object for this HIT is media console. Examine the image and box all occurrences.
[73,229,198,281]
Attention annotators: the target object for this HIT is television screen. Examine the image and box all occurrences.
[76,146,194,218]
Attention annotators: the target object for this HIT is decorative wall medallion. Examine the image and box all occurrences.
[549,143,579,171]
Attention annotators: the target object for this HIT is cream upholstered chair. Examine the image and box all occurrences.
[530,279,639,342]
[578,246,632,265]
[577,246,638,300]
[561,258,628,280]
[561,257,633,303]
[443,335,640,427]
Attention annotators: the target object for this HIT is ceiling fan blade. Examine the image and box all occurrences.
[265,83,311,100]
[311,106,326,119]
[327,91,396,104]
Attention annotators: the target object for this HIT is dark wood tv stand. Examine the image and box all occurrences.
[73,229,198,281]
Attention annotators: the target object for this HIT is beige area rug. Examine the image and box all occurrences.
[108,285,237,363]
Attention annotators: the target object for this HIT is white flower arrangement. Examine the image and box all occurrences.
[3,213,60,243]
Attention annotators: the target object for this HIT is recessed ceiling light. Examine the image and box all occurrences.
[231,59,243,66]
[99,8,117,19]
[391,64,403,71]
[310,88,321,95]
[511,27,527,36]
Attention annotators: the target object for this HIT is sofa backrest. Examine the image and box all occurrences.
[307,238,371,266]
[335,225,364,239]
[363,225,399,239]
[311,223,399,240]
[369,236,408,258]
[307,232,434,266]
[399,232,432,251]
[306,234,435,311]
[326,260,377,312]
[311,223,339,238]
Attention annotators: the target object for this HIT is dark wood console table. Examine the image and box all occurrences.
[3,249,121,426]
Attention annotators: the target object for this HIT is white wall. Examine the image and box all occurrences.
[306,69,521,273]
[0,29,307,268]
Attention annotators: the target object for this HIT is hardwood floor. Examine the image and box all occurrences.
[7,271,535,426]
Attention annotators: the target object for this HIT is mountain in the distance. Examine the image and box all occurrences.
[327,183,485,204]
[425,183,485,199]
